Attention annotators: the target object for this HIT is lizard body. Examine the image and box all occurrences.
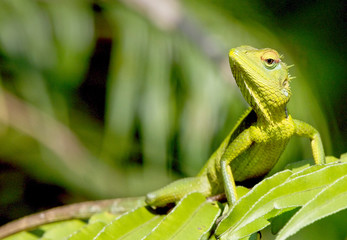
[146,46,325,207]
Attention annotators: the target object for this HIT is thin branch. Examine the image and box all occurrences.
[0,197,145,238]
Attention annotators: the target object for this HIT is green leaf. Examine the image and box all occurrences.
[94,206,164,240]
[3,231,38,240]
[215,170,293,236]
[229,217,270,240]
[276,175,347,240]
[67,222,106,240]
[288,164,325,178]
[144,192,221,240]
[39,220,86,239]
[216,162,347,239]
[237,164,346,238]
[236,186,251,199]
[88,212,117,224]
[273,163,347,209]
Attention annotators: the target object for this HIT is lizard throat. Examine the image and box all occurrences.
[242,78,271,122]
[242,78,289,123]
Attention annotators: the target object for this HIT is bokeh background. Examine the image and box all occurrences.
[0,0,345,232]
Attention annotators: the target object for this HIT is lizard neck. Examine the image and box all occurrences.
[255,104,289,126]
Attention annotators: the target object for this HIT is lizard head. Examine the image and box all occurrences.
[229,46,292,121]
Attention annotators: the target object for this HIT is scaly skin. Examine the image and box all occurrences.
[146,46,325,207]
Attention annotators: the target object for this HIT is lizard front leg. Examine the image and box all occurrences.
[293,119,325,165]
[220,129,253,205]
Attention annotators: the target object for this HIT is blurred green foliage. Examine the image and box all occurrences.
[0,0,345,225]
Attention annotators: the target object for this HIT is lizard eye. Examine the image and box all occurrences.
[261,50,280,69]
[266,58,275,65]
[263,58,278,69]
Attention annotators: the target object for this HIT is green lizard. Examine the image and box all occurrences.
[146,45,325,208]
